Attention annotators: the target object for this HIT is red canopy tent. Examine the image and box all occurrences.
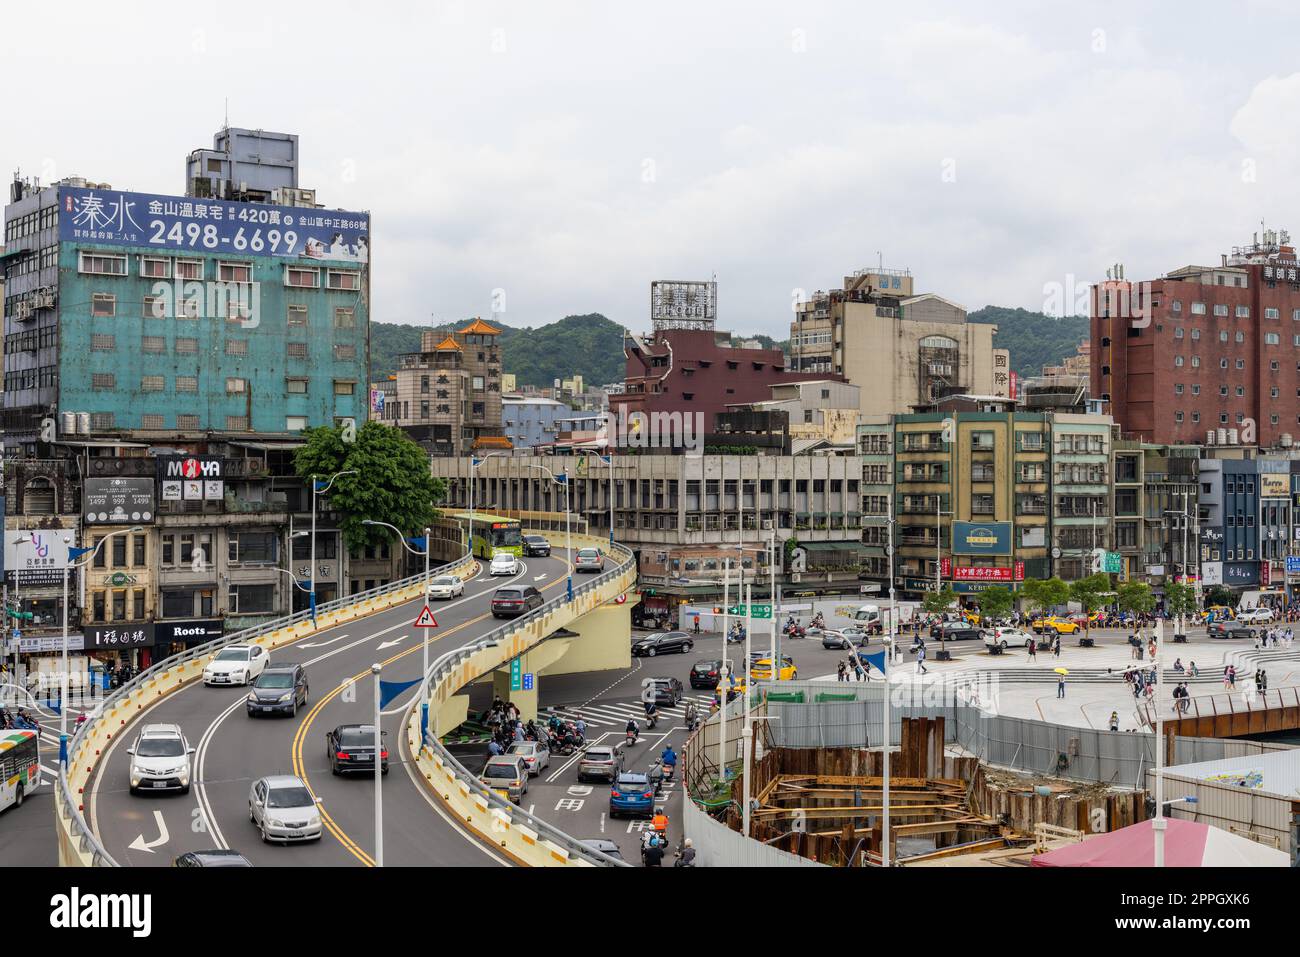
[1032,817,1289,868]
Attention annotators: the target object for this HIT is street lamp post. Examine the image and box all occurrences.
[362,519,433,686]
[468,451,509,559]
[524,463,572,599]
[310,470,357,619]
[372,662,383,867]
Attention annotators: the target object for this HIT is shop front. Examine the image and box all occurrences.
[154,618,225,662]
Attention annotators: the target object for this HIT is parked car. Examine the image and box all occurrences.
[574,547,605,573]
[480,755,529,803]
[1236,607,1275,624]
[689,659,723,689]
[491,585,545,618]
[749,656,797,681]
[490,552,521,576]
[1031,616,1080,636]
[173,850,253,867]
[246,663,308,717]
[127,723,194,795]
[580,838,625,862]
[1208,621,1258,640]
[985,627,1036,652]
[521,535,551,557]
[508,740,550,776]
[647,676,684,706]
[931,622,985,641]
[203,644,268,686]
[248,775,322,844]
[822,626,869,650]
[609,771,655,819]
[631,631,694,657]
[427,575,464,600]
[326,724,389,775]
[577,745,621,783]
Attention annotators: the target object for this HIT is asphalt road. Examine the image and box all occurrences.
[82,549,576,868]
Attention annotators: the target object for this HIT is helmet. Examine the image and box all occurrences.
[684,838,693,847]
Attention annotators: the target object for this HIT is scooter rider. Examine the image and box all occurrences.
[625,717,638,743]
[661,744,678,778]
[644,697,659,728]
[684,701,699,731]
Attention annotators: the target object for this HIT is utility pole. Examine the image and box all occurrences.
[884,492,896,867]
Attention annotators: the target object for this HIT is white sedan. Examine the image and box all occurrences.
[427,575,465,599]
[1237,607,1275,624]
[203,645,268,686]
[490,553,521,576]
[249,775,322,844]
[985,627,1036,652]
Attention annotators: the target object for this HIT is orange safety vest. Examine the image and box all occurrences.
[652,813,668,832]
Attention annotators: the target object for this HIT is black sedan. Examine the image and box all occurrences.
[631,631,694,657]
[930,622,985,642]
[522,535,552,557]
[690,659,723,689]
[1208,621,1258,640]
[326,724,389,775]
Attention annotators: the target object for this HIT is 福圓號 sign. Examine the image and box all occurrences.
[951,522,1012,556]
[60,186,369,263]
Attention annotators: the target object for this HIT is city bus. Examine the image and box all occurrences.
[444,512,523,559]
[0,729,40,812]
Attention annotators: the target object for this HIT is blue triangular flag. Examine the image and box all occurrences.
[406,535,428,550]
[379,677,423,710]
[68,546,94,560]
[864,651,887,675]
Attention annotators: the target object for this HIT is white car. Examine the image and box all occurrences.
[127,723,194,795]
[203,645,268,686]
[490,552,520,576]
[986,627,1036,652]
[1237,607,1275,624]
[427,575,465,599]
[248,775,322,844]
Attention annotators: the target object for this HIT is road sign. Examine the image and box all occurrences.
[522,672,534,691]
[510,657,522,692]
[1103,552,1122,574]
[714,603,773,619]
[413,605,438,628]
[1287,556,1300,576]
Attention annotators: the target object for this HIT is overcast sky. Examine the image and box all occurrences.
[6,1,1300,336]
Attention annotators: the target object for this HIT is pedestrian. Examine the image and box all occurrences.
[487,738,503,756]
[853,659,865,682]
[1027,638,1036,660]
[692,614,701,635]
[1109,710,1119,732]
[1260,669,1268,694]
[837,660,847,683]
[916,642,928,675]
[1224,665,1232,690]
[1189,660,1198,678]
[1052,635,1061,658]
[1228,665,1237,688]
[1056,674,1066,699]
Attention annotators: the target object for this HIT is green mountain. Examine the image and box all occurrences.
[968,306,1088,378]
[370,313,627,389]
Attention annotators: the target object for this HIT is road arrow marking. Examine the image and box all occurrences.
[128,810,170,853]
[301,633,349,648]
[377,635,407,650]
[534,574,547,581]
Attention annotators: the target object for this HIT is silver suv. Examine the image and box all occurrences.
[480,755,529,803]
[577,745,621,783]
[127,723,194,795]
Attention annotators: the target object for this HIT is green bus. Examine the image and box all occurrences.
[0,729,39,813]
[444,512,523,559]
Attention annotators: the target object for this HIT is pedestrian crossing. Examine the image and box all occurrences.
[544,694,715,727]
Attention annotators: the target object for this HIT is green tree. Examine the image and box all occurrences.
[922,586,958,654]
[1164,581,1198,638]
[1117,580,1156,643]
[975,585,1014,625]
[293,421,447,552]
[1069,572,1113,642]
[1021,577,1069,622]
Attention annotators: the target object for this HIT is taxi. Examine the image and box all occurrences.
[1031,615,1081,635]
[749,656,797,682]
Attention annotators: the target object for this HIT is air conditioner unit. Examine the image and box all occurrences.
[33,288,56,310]
[13,301,33,320]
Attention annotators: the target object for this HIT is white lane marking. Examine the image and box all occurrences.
[599,812,606,834]
[300,633,351,649]
[192,693,252,851]
[377,634,407,651]
[128,809,170,853]
[533,574,547,581]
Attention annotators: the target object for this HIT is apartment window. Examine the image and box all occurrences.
[90,412,114,430]
[1174,383,1183,394]
[138,334,165,355]
[970,431,995,451]
[175,259,203,280]
[1265,307,1280,319]
[176,376,198,393]
[176,337,198,354]
[1220,413,1229,424]
[287,304,308,327]
[225,338,248,356]
[228,583,275,614]
[142,295,166,319]
[1236,331,1246,343]
[91,333,115,351]
[177,414,199,429]
[1175,411,1184,423]
[1219,386,1228,396]
[971,494,995,514]
[1174,328,1184,339]
[1191,412,1200,423]
[1236,386,1245,396]
[226,377,247,394]
[1236,359,1245,369]
[286,377,308,394]
[78,252,126,276]
[226,415,249,430]
[1213,304,1228,317]
[1174,356,1184,367]
[177,298,200,319]
[91,373,115,390]
[1191,329,1200,340]
[285,266,319,288]
[91,293,116,317]
[141,375,165,392]
[1265,333,1280,345]
[219,261,252,283]
[420,400,430,418]
[1271,414,1279,425]
[139,257,171,279]
[110,535,126,568]
[333,379,356,395]
[288,342,308,359]
[1191,385,1200,395]
[326,269,359,290]
[334,307,355,329]
[472,376,485,391]
[334,344,357,360]
[141,414,165,429]
[1170,300,1182,313]
[286,415,307,431]
[1219,358,1228,369]
[1218,331,1228,342]
[1236,305,1250,318]
[1191,302,1206,315]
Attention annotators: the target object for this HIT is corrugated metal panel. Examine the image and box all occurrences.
[1151,772,1293,857]
[1164,749,1300,798]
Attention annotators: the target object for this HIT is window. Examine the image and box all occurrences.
[141,375,165,392]
[177,414,199,430]
[1236,386,1245,396]
[1191,329,1200,340]
[91,412,115,430]
[226,377,247,394]
[91,293,116,317]
[1191,385,1200,395]
[326,269,359,290]
[288,342,308,359]
[92,373,115,390]
[175,259,203,280]
[228,531,277,565]
[1236,359,1245,369]
[1220,358,1228,369]
[1192,412,1200,423]
[333,379,356,395]
[111,536,126,568]
[91,333,115,351]
[225,338,248,356]
[1174,383,1183,394]
[286,377,308,394]
[1170,300,1182,313]
[334,344,356,360]
[140,257,171,279]
[1265,307,1279,319]
[1236,305,1250,318]
[1213,304,1228,317]
[1265,333,1280,345]
[228,584,275,614]
[472,375,485,391]
[78,252,126,276]
[1218,331,1228,342]
[287,304,308,327]
[176,337,198,354]
[286,415,307,431]
[1191,302,1206,315]
[1175,411,1183,423]
[333,307,355,329]
[133,590,145,620]
[142,295,166,319]
[1236,331,1246,343]
[226,415,249,430]
[1174,356,1184,367]
[219,261,252,283]
[285,266,319,288]
[1174,328,1184,339]
[141,414,164,429]
[176,376,198,393]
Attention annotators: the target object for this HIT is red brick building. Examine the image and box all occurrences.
[1091,231,1300,447]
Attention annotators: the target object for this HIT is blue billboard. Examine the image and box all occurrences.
[951,521,1013,556]
[59,186,369,263]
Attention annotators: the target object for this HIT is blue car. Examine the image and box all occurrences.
[609,772,655,819]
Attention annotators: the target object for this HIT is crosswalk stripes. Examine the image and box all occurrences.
[546,694,714,727]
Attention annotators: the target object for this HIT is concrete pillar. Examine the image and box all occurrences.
[492,661,538,721]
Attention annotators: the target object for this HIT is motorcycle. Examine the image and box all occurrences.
[783,622,807,639]
[626,727,638,747]
[663,761,676,782]
[646,710,659,730]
